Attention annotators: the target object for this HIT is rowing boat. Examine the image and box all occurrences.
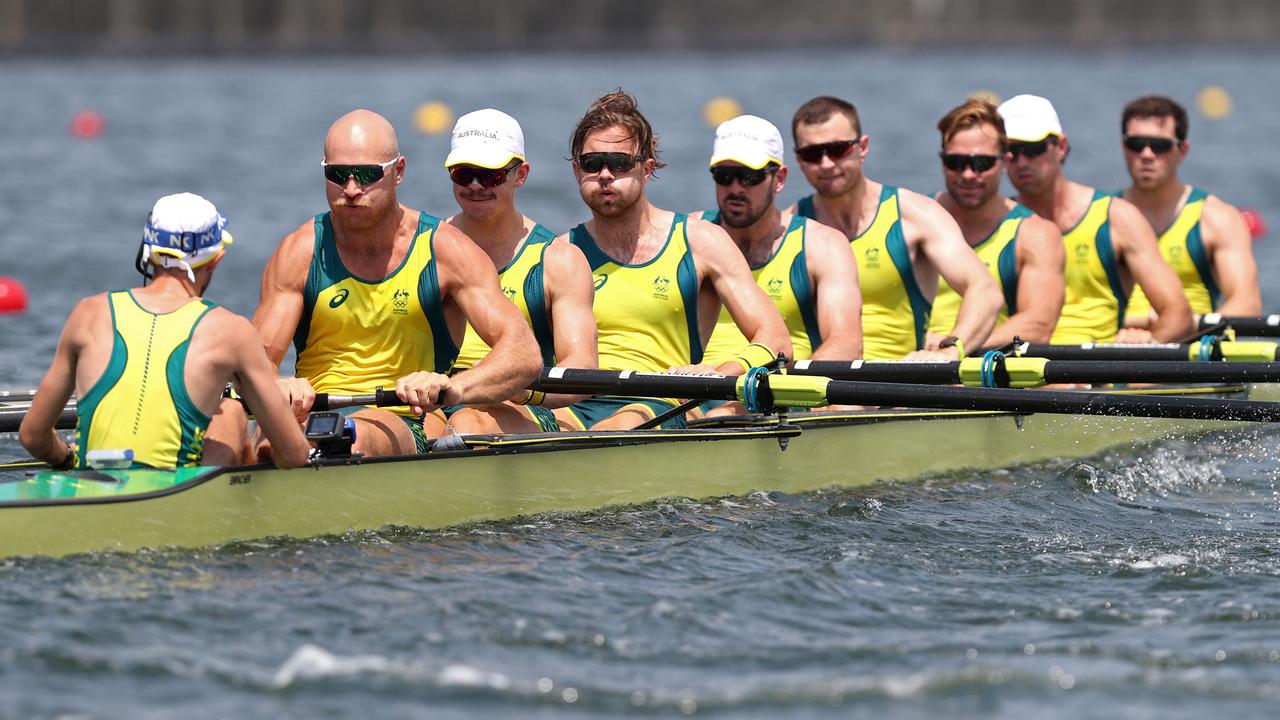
[2,381,1275,558]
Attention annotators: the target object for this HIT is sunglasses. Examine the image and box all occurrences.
[448,161,522,189]
[939,152,1000,173]
[710,165,775,187]
[577,152,642,174]
[795,139,859,164]
[1006,138,1057,160]
[322,157,401,186]
[1123,135,1178,154]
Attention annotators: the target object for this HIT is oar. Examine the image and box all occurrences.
[791,358,1280,388]
[0,389,404,434]
[1199,314,1280,338]
[0,459,48,472]
[996,340,1278,362]
[530,368,1280,422]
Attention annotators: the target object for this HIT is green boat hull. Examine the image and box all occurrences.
[1,383,1272,558]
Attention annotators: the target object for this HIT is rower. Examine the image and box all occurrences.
[556,90,791,430]
[440,109,597,434]
[252,109,541,457]
[20,193,310,471]
[695,115,861,415]
[786,95,1002,360]
[998,94,1194,344]
[931,98,1065,346]
[1117,95,1261,328]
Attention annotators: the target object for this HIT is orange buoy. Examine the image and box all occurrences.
[1241,207,1267,241]
[0,276,28,313]
[70,110,104,139]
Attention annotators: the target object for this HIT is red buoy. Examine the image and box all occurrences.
[0,276,28,313]
[70,110,105,139]
[1240,208,1266,241]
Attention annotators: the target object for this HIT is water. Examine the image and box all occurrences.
[4,49,1280,717]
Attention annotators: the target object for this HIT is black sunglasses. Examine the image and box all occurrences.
[939,152,1000,173]
[449,161,522,189]
[1007,138,1057,160]
[710,165,775,187]
[795,139,859,164]
[1123,135,1178,154]
[322,157,400,186]
[577,152,642,174]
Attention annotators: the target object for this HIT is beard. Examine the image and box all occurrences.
[719,194,770,228]
[584,185,641,218]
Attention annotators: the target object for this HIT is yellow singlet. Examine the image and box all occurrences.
[453,224,557,369]
[928,204,1032,336]
[798,187,929,360]
[569,214,700,372]
[294,213,457,415]
[1125,187,1218,318]
[74,291,216,469]
[701,212,819,363]
[1051,192,1125,344]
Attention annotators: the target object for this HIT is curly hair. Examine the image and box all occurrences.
[569,89,667,171]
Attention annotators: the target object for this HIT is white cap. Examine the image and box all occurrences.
[444,109,525,169]
[709,115,785,170]
[997,94,1064,142]
[142,192,233,281]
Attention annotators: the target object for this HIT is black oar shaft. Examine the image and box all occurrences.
[793,359,1280,386]
[532,368,741,401]
[819,380,1280,422]
[1200,314,1280,337]
[1016,343,1196,361]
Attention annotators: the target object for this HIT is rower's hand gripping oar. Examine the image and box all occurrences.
[532,367,1280,422]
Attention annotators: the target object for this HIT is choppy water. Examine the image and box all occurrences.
[3,49,1280,717]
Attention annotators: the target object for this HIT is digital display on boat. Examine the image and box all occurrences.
[305,413,340,438]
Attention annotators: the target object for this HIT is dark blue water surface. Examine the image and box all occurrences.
[3,49,1280,717]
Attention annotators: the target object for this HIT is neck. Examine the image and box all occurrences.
[720,205,785,266]
[450,207,530,269]
[943,193,1011,246]
[332,203,407,252]
[1017,174,1070,222]
[1126,177,1186,210]
[141,269,201,299]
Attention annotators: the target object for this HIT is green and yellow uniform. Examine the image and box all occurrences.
[798,186,929,359]
[701,211,820,363]
[566,213,700,429]
[294,212,457,452]
[449,224,560,433]
[1125,187,1218,318]
[928,204,1033,336]
[453,225,557,369]
[74,291,216,469]
[1051,192,1125,344]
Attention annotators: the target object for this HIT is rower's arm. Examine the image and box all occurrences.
[986,214,1064,346]
[908,193,1002,355]
[19,298,93,468]
[690,220,792,375]
[437,224,541,404]
[804,222,863,361]
[1202,195,1262,316]
[224,313,310,469]
[252,223,314,367]
[1112,199,1194,342]
[540,239,598,408]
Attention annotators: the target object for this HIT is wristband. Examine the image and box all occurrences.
[733,342,777,372]
[939,335,965,358]
[50,441,75,471]
[515,390,546,406]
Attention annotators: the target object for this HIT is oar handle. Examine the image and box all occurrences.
[312,387,402,411]
[794,358,1280,387]
[1200,314,1280,338]
[531,367,742,400]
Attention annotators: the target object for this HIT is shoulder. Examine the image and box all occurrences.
[67,292,110,326]
[896,187,964,238]
[689,209,709,222]
[197,306,259,345]
[542,238,591,276]
[1017,212,1063,242]
[1105,195,1153,237]
[272,218,320,268]
[800,216,852,249]
[1198,193,1251,242]
[683,214,735,249]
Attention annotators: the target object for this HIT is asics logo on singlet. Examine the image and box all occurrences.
[593,274,608,291]
[329,289,350,308]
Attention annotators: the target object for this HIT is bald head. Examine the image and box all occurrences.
[324,109,401,163]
